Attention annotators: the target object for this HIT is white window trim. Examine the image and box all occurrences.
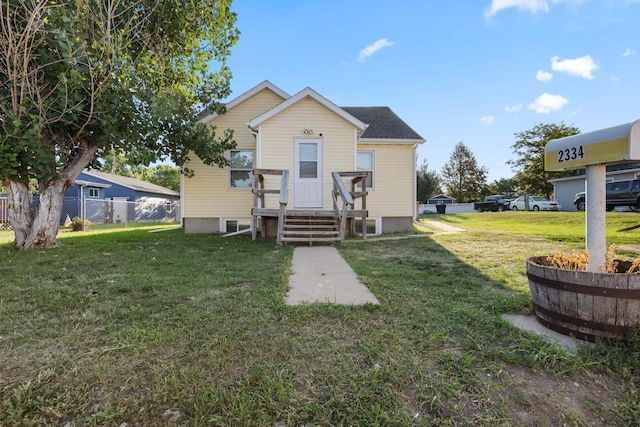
[221,218,252,233]
[357,150,375,190]
[87,187,99,198]
[355,216,381,236]
[228,149,255,190]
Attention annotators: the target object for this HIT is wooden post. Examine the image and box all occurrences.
[252,173,259,240]
[277,170,289,245]
[361,177,367,240]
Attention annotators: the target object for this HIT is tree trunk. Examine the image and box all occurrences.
[3,180,33,247]
[4,139,97,250]
[5,179,69,249]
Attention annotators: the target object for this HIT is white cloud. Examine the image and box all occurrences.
[506,104,523,112]
[536,70,553,81]
[481,115,495,125]
[551,55,599,79]
[485,0,586,18]
[623,48,636,57]
[357,38,396,63]
[485,0,549,18]
[528,93,568,113]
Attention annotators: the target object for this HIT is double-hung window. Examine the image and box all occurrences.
[229,150,254,189]
[88,188,99,198]
[357,151,374,190]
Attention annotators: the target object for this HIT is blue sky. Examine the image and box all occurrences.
[221,0,640,182]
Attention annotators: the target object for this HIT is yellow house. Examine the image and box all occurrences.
[181,81,425,242]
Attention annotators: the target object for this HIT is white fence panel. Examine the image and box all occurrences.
[419,203,476,214]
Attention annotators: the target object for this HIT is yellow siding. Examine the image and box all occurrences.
[358,144,416,217]
[184,89,417,224]
[183,89,285,218]
[260,97,356,208]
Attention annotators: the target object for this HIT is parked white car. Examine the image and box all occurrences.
[510,196,562,211]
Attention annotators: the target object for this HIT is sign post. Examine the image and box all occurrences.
[585,164,606,270]
[545,120,640,272]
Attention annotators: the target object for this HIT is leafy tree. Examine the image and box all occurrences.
[0,0,239,249]
[486,177,519,198]
[99,150,145,178]
[99,151,180,191]
[148,165,180,192]
[440,142,488,202]
[509,122,580,199]
[416,159,440,203]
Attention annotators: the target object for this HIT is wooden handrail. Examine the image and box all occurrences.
[333,171,368,240]
[332,172,354,206]
[253,168,284,176]
[277,170,289,245]
[332,172,356,241]
[279,170,289,206]
[252,168,290,242]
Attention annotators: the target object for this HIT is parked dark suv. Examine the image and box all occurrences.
[574,179,640,211]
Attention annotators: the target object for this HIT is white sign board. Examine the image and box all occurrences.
[545,120,640,171]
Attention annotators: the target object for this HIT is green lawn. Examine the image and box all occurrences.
[1,214,639,426]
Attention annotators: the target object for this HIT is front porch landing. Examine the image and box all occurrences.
[251,169,369,245]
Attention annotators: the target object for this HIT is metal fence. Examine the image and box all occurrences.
[0,198,9,230]
[0,196,180,230]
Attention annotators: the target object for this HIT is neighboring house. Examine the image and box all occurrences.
[549,162,640,210]
[427,194,456,205]
[182,80,425,241]
[79,170,181,223]
[61,177,112,223]
[1,172,180,227]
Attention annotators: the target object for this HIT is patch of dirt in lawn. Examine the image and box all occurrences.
[498,364,620,426]
[617,244,640,254]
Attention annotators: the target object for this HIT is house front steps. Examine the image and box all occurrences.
[279,211,341,245]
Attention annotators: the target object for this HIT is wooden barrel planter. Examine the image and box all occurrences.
[526,256,640,343]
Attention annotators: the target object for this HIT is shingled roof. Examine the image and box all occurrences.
[341,107,424,141]
[83,170,179,197]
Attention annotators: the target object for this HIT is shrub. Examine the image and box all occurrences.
[71,216,90,232]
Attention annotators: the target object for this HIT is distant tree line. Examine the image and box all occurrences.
[416,122,580,203]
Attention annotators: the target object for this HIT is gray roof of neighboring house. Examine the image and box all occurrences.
[83,170,179,197]
[341,107,424,141]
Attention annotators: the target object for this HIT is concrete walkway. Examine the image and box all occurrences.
[420,220,468,233]
[501,314,592,351]
[286,246,380,305]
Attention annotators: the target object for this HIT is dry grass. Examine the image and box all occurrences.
[546,250,590,271]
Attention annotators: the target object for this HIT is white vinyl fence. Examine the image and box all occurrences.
[419,203,476,214]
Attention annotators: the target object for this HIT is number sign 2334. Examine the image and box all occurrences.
[558,145,585,163]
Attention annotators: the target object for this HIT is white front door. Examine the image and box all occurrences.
[293,138,323,208]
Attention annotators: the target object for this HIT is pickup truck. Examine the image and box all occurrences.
[574,179,640,211]
[473,195,511,212]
